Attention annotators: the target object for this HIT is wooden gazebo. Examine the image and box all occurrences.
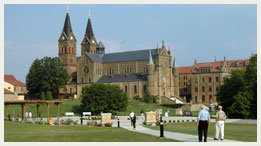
[4,100,62,124]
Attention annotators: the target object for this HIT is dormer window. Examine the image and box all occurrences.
[62,36,65,40]
[70,36,73,40]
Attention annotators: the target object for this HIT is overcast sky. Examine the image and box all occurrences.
[4,4,257,83]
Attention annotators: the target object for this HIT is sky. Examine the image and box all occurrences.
[4,4,257,83]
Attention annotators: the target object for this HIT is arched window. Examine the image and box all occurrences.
[216,87,219,92]
[209,95,212,102]
[209,77,212,82]
[202,86,205,92]
[216,77,219,82]
[134,85,137,94]
[195,87,198,92]
[202,95,205,102]
[125,85,128,93]
[143,85,147,93]
[209,87,212,92]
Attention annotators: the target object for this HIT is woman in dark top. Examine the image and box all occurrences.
[133,114,136,130]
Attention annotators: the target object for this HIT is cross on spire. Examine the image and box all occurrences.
[66,5,69,13]
[162,40,165,47]
[88,10,91,18]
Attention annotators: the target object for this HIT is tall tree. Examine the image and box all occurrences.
[81,84,128,115]
[26,57,70,99]
[217,54,257,119]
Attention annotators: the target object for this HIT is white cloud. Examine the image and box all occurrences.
[99,37,122,54]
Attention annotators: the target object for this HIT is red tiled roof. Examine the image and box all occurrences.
[4,75,26,86]
[179,59,250,74]
[229,59,250,67]
[4,88,14,94]
[179,66,192,74]
[193,61,223,72]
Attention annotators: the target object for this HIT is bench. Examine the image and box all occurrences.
[83,112,91,116]
[65,112,74,117]
[82,112,92,119]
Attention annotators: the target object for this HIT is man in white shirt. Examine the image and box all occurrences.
[214,105,227,140]
[129,111,134,126]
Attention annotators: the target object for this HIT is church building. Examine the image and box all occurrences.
[58,7,180,103]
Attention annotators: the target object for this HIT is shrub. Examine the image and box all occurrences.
[41,92,45,100]
[81,84,128,115]
[46,91,52,100]
[64,118,74,125]
[133,95,140,100]
[35,120,44,124]
[143,91,153,103]
[104,123,112,127]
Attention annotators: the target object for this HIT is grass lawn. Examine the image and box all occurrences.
[145,122,256,142]
[5,99,82,118]
[4,121,177,142]
[116,100,182,116]
[4,99,214,118]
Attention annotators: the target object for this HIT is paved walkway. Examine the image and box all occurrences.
[121,124,239,142]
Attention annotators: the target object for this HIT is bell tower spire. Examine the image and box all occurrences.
[81,10,97,55]
[58,6,77,83]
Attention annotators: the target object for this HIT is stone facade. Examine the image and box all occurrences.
[179,58,250,106]
[58,9,180,103]
[4,75,27,101]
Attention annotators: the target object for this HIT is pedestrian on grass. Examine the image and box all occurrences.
[214,105,227,140]
[129,111,134,126]
[197,105,210,142]
[132,114,137,130]
[25,112,28,121]
[140,109,144,120]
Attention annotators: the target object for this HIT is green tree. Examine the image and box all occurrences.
[26,57,70,100]
[81,84,128,115]
[244,54,257,119]
[144,90,153,103]
[40,92,46,100]
[46,91,53,100]
[217,69,245,113]
[217,54,257,119]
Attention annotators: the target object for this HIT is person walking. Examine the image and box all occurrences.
[197,105,210,142]
[132,114,137,130]
[214,105,227,140]
[129,111,134,126]
[140,109,144,120]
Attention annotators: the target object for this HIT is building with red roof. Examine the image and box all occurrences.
[4,75,27,101]
[178,58,250,106]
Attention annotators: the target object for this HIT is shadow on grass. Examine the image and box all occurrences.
[160,104,183,109]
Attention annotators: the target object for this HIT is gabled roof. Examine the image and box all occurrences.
[178,59,250,74]
[96,74,147,83]
[85,49,157,63]
[192,61,223,73]
[4,88,14,94]
[229,59,250,67]
[4,75,26,86]
[86,53,103,63]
